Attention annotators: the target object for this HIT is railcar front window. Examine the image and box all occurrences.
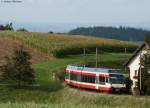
[65,72,69,79]
[109,74,125,84]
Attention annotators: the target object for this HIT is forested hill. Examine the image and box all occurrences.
[69,26,150,41]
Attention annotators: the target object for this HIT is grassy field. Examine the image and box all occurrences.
[0,31,137,57]
[33,53,132,83]
[0,53,150,108]
[0,31,148,108]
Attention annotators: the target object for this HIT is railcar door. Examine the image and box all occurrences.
[95,74,99,90]
[76,67,83,87]
[68,70,71,83]
[99,76,106,85]
[99,75,107,91]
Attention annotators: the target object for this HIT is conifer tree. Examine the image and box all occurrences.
[0,46,35,87]
[140,50,150,95]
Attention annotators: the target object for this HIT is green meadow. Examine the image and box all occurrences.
[0,31,149,108]
[0,53,149,108]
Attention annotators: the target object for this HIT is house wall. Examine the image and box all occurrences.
[128,46,147,88]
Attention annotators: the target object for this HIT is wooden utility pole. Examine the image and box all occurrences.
[84,48,86,67]
[125,48,127,53]
[96,48,98,68]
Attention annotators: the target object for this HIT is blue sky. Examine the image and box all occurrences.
[0,0,150,24]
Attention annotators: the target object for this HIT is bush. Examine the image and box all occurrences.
[53,67,65,82]
[53,45,136,58]
[125,77,132,93]
[17,28,28,32]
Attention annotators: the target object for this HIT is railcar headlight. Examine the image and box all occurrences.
[109,83,112,87]
[123,84,126,88]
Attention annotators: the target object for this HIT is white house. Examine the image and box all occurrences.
[124,41,150,89]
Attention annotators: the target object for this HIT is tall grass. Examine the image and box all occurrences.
[0,102,149,108]
[0,31,137,57]
[0,86,149,108]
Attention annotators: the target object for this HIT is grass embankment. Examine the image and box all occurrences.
[0,31,137,57]
[1,53,149,108]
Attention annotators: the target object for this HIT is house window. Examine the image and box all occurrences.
[135,70,138,76]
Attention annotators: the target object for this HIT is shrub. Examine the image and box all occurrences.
[53,67,66,82]
[17,28,28,32]
[125,77,132,93]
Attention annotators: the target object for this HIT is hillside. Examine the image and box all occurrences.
[0,38,52,64]
[69,26,149,41]
[0,31,137,59]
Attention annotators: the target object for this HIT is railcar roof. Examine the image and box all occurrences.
[66,65,121,74]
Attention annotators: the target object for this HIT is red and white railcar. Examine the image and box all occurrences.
[65,65,126,92]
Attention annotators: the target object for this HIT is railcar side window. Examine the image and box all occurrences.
[70,73,77,81]
[105,77,109,83]
[88,76,95,83]
[81,75,88,83]
[81,75,95,84]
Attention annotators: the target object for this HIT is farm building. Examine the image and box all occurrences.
[124,39,150,91]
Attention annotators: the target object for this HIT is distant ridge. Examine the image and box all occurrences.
[69,26,150,41]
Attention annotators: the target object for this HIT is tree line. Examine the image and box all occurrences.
[0,23,28,32]
[69,26,150,41]
[0,23,14,31]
